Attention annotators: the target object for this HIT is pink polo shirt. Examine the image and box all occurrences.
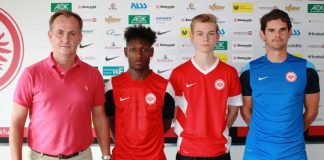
[13,53,105,155]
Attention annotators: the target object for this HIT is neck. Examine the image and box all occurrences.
[53,52,77,70]
[193,51,217,70]
[266,48,288,63]
[128,68,151,80]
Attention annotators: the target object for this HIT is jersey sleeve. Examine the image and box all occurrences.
[169,70,183,106]
[228,68,243,106]
[240,64,252,96]
[104,80,115,116]
[305,63,320,94]
[162,83,175,119]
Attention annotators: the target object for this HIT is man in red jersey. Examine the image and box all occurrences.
[104,25,175,160]
[10,10,110,160]
[169,14,243,160]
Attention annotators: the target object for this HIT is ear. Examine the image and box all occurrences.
[124,47,128,57]
[259,30,265,41]
[150,47,154,57]
[48,31,52,41]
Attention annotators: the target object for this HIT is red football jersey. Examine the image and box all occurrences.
[109,71,170,160]
[169,59,242,157]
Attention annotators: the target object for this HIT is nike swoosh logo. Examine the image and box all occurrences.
[186,83,196,88]
[105,56,119,61]
[157,69,171,74]
[79,43,93,48]
[157,30,172,35]
[120,97,130,101]
[258,76,268,80]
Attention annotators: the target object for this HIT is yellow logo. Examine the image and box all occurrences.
[293,53,303,58]
[232,3,253,13]
[180,28,191,38]
[214,53,228,63]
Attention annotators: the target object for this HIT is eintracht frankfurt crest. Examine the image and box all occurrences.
[145,93,156,105]
[0,9,24,91]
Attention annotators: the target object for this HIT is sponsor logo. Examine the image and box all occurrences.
[258,5,278,11]
[288,44,302,48]
[105,42,122,49]
[186,83,196,88]
[233,17,253,23]
[214,53,228,63]
[103,66,124,76]
[181,18,192,22]
[232,3,253,12]
[308,4,324,13]
[157,68,171,74]
[145,93,156,105]
[214,41,228,50]
[292,29,301,36]
[233,30,253,36]
[180,28,191,38]
[51,3,72,12]
[181,43,193,48]
[156,5,175,9]
[155,43,175,47]
[258,76,268,81]
[218,29,225,35]
[286,72,297,82]
[105,56,119,61]
[108,3,117,10]
[308,19,324,23]
[106,29,122,36]
[120,97,130,101]
[131,3,148,10]
[232,54,252,63]
[290,18,302,24]
[78,5,96,9]
[215,79,225,90]
[209,3,225,11]
[157,55,173,63]
[187,3,196,10]
[308,44,324,48]
[79,43,93,48]
[293,53,303,58]
[82,29,95,34]
[231,41,253,50]
[105,16,121,24]
[82,18,97,22]
[129,15,150,24]
[157,30,172,35]
[285,4,301,12]
[155,16,173,23]
[80,56,96,61]
[0,9,24,91]
[308,32,324,36]
[307,54,324,59]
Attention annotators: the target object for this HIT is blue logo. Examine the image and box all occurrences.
[292,29,301,36]
[103,66,124,76]
[218,29,225,35]
[131,3,147,9]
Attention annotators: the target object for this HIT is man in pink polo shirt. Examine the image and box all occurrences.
[9,10,111,160]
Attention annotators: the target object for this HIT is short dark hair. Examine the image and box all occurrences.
[260,9,292,33]
[124,25,157,46]
[49,10,83,32]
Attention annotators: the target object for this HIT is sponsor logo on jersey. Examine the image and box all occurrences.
[145,93,156,105]
[215,79,225,90]
[286,72,297,82]
[186,83,196,88]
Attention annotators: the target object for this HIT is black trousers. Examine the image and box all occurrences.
[176,152,231,160]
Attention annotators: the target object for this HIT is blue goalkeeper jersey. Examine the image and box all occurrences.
[240,53,320,160]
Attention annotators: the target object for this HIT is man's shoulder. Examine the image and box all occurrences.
[172,60,192,73]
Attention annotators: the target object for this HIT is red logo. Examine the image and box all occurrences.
[215,79,225,90]
[0,9,24,91]
[286,72,297,82]
[145,93,156,105]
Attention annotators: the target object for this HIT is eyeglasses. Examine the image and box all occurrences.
[127,47,152,54]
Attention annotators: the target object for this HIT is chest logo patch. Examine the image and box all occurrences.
[286,72,297,82]
[215,79,225,90]
[145,93,156,105]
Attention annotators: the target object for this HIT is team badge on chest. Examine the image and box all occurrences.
[286,72,297,82]
[145,93,156,105]
[215,79,225,90]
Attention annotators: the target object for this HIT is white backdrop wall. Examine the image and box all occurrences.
[1,0,324,156]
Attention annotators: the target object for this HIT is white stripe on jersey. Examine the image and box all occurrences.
[227,94,243,107]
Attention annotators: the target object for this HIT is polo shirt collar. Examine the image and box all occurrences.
[46,52,81,68]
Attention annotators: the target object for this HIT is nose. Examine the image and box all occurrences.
[203,34,209,41]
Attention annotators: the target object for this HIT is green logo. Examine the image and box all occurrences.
[103,66,124,76]
[308,4,324,13]
[51,3,72,12]
[128,15,150,24]
[214,41,228,50]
